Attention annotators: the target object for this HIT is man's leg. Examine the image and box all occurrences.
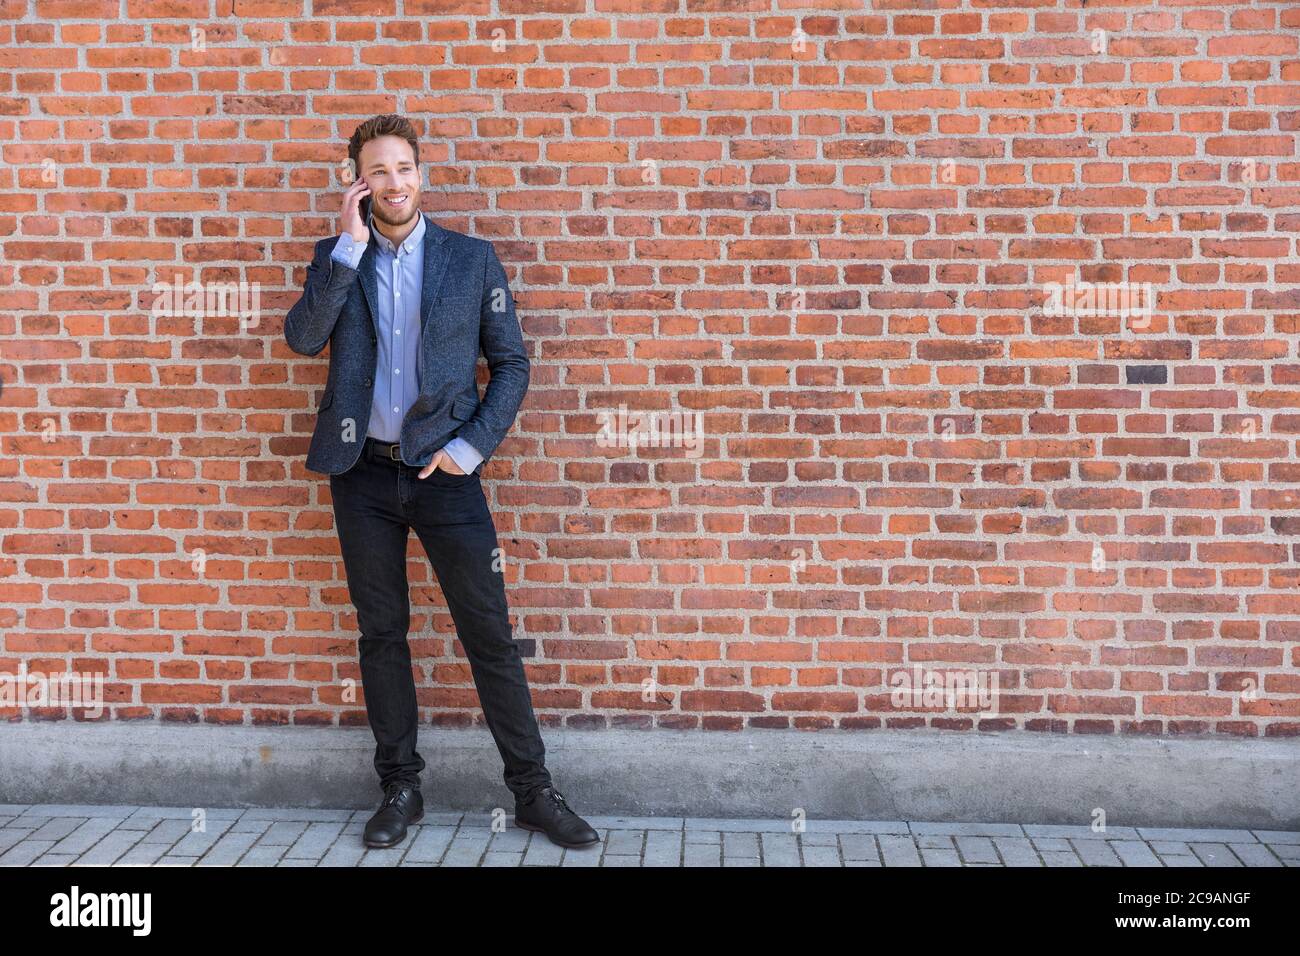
[329,450,425,791]
[405,466,552,800]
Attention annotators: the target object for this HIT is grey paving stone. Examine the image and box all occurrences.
[1228,843,1283,867]
[357,848,405,867]
[522,836,565,867]
[1073,840,1122,866]
[955,836,1000,864]
[30,818,89,842]
[585,815,682,831]
[1251,830,1300,844]
[33,854,78,867]
[1111,840,1162,867]
[1042,850,1084,866]
[1,840,56,865]
[911,821,1024,837]
[760,832,801,867]
[838,833,879,861]
[441,832,489,866]
[683,843,721,866]
[804,819,911,834]
[237,808,354,823]
[599,855,641,867]
[992,837,1042,866]
[0,806,32,814]
[195,831,261,866]
[604,829,644,856]
[1023,824,1141,841]
[237,845,289,866]
[644,829,681,867]
[799,830,839,846]
[284,822,346,860]
[722,831,760,859]
[155,856,198,866]
[917,834,956,850]
[1189,842,1242,867]
[801,844,842,867]
[168,821,236,856]
[126,806,243,822]
[487,826,530,853]
[255,821,310,846]
[878,835,922,867]
[49,818,120,856]
[113,842,173,866]
[921,848,963,866]
[559,847,601,867]
[1158,854,1204,867]
[319,841,367,866]
[1266,842,1300,861]
[19,804,137,819]
[1029,837,1072,853]
[482,852,524,866]
[73,829,146,865]
[684,829,720,844]
[277,858,319,867]
[1137,827,1257,843]
[722,855,761,867]
[403,825,456,864]
[1149,840,1191,854]
[685,817,793,832]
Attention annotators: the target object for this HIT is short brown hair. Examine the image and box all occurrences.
[347,114,420,179]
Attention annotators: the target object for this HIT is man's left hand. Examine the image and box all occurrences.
[419,449,465,479]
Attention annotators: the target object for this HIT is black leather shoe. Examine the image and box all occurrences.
[363,782,424,848]
[513,786,600,849]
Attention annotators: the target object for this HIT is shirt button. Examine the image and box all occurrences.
[394,369,400,375]
[393,406,399,413]
[395,329,401,335]
[394,291,400,297]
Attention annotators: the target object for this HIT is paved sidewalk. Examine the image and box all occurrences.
[0,804,1296,867]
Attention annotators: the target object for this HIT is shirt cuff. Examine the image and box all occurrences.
[441,437,484,474]
[330,233,365,270]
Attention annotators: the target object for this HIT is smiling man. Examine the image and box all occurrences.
[283,114,598,851]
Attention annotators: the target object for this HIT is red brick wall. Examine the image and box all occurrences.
[2,2,1298,738]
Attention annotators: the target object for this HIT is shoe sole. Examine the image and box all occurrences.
[363,809,424,848]
[513,817,600,849]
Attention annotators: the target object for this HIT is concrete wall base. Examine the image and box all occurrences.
[2,722,1295,829]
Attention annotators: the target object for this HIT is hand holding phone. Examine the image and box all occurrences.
[341,177,371,245]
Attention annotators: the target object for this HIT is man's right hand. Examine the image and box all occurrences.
[341,177,371,245]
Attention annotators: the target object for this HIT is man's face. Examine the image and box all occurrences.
[357,134,421,228]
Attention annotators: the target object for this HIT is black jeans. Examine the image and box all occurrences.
[329,437,552,800]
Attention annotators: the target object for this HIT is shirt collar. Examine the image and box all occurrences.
[368,207,425,257]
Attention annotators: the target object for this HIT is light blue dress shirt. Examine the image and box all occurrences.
[330,211,483,474]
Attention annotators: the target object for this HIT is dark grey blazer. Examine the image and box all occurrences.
[284,213,529,475]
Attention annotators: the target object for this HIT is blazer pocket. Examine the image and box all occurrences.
[450,396,479,421]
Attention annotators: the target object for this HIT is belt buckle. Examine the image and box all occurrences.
[388,443,401,462]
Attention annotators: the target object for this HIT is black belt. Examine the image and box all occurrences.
[364,436,406,465]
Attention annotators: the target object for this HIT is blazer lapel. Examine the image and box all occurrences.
[357,212,450,340]
[419,213,452,338]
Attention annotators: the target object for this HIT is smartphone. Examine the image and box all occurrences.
[358,191,371,225]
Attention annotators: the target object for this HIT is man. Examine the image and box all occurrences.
[283,114,598,851]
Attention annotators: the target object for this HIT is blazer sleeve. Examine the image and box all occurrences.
[452,241,530,462]
[284,237,361,356]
